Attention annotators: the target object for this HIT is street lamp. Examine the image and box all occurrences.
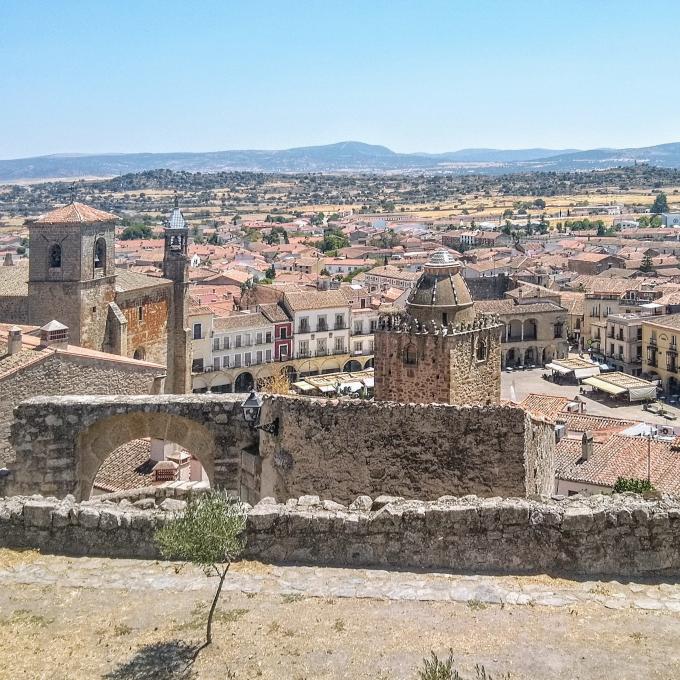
[240,391,279,435]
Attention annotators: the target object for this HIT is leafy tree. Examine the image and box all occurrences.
[640,252,655,273]
[155,491,247,652]
[533,198,546,209]
[16,246,25,255]
[650,215,662,227]
[651,192,669,214]
[638,215,650,228]
[613,477,654,493]
[120,223,154,240]
[314,228,349,253]
[265,265,276,279]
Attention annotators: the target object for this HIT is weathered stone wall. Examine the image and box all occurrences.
[2,493,680,577]
[467,274,510,301]
[0,354,162,466]
[259,397,553,503]
[0,295,28,324]
[6,394,256,500]
[374,325,502,406]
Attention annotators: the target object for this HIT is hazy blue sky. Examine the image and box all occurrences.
[1,0,679,158]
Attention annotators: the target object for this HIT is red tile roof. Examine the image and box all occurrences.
[35,202,118,224]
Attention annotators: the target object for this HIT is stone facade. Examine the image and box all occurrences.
[2,492,680,577]
[258,397,553,503]
[0,353,162,466]
[4,394,554,504]
[374,316,502,405]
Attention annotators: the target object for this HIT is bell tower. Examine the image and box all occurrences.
[162,195,192,394]
[27,200,118,350]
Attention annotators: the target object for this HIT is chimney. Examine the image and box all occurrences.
[581,431,594,461]
[8,326,22,355]
[39,320,69,349]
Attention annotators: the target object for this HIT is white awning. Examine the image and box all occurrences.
[318,385,337,393]
[340,381,364,392]
[292,381,315,392]
[628,385,657,402]
[546,363,571,375]
[362,377,375,388]
[582,376,626,395]
[641,303,663,309]
[574,367,601,379]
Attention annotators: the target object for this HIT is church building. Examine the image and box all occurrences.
[0,198,191,393]
[374,250,503,405]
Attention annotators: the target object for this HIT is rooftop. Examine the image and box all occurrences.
[35,202,118,225]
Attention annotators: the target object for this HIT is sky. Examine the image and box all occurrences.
[1,0,680,159]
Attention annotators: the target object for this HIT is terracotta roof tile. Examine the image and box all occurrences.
[35,202,118,225]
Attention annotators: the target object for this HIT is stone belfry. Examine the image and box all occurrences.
[374,250,502,405]
[162,195,192,394]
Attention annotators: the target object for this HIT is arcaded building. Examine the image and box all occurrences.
[0,199,191,393]
[374,250,502,405]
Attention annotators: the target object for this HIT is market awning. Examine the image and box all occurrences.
[362,377,375,388]
[581,376,626,395]
[318,385,337,393]
[628,385,657,402]
[545,363,571,374]
[340,381,364,392]
[292,381,315,392]
[574,367,601,379]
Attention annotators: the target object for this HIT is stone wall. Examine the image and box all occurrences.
[467,274,510,301]
[259,397,554,503]
[374,324,502,406]
[2,493,680,577]
[0,295,28,325]
[0,354,162,466]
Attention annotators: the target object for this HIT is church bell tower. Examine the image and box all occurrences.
[162,196,192,393]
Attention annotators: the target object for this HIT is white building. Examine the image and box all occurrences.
[283,289,351,363]
[663,213,680,227]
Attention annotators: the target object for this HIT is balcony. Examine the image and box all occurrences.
[297,351,311,359]
[333,348,346,355]
[334,323,346,331]
[298,326,311,335]
[315,348,329,357]
[316,323,328,332]
[649,337,657,347]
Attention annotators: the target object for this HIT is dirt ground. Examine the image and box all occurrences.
[1,550,680,680]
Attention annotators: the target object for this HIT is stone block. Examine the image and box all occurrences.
[99,508,122,531]
[159,498,187,513]
[23,500,55,529]
[78,507,101,529]
[561,507,594,532]
[349,495,372,512]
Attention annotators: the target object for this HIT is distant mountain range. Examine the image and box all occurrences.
[2,140,680,181]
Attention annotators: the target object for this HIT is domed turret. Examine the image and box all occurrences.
[406,249,475,326]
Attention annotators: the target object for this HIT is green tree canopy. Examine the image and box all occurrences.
[651,192,669,214]
[120,223,154,240]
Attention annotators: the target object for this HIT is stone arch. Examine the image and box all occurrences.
[235,371,254,392]
[506,348,517,367]
[524,347,536,365]
[78,412,219,501]
[363,357,374,369]
[524,318,538,341]
[544,344,557,363]
[344,359,362,372]
[48,243,62,268]
[319,357,343,374]
[94,237,107,271]
[508,319,522,341]
[133,347,146,361]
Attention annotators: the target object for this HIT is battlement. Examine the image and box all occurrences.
[377,311,503,337]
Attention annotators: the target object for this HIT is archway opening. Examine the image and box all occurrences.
[133,347,146,361]
[524,319,538,341]
[78,412,219,500]
[48,243,62,269]
[235,371,254,392]
[344,359,362,372]
[94,237,107,271]
[363,357,374,369]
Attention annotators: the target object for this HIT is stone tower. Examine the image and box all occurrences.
[374,250,502,405]
[162,196,192,394]
[27,201,118,349]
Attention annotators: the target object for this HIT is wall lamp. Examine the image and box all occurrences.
[241,391,279,435]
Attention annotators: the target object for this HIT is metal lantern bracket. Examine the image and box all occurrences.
[240,391,279,436]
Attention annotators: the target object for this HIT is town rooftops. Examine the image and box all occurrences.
[0,262,28,297]
[115,269,172,293]
[212,311,272,332]
[35,202,118,225]
[473,299,565,315]
[365,265,421,281]
[642,313,680,331]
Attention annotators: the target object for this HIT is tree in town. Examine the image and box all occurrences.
[650,192,669,214]
[640,252,655,273]
[155,491,247,654]
[120,223,154,240]
[613,477,654,493]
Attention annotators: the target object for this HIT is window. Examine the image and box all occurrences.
[354,341,362,353]
[48,243,62,268]
[235,334,242,348]
[256,332,263,345]
[265,331,272,343]
[554,322,564,339]
[191,358,204,373]
[404,344,417,365]
[335,314,345,330]
[476,338,488,361]
[245,333,252,347]
[370,320,377,332]
[360,298,366,309]
[213,338,220,350]
[280,345,289,359]
[233,354,242,368]
[299,317,310,333]
[368,341,374,353]
[299,340,309,357]
[222,355,230,368]
[256,350,263,364]
[137,306,144,322]
[334,337,344,352]
[223,336,230,350]
[193,323,202,340]
[245,352,252,366]
[317,315,328,332]
[213,357,220,371]
[280,328,287,340]
[354,321,363,335]
[93,237,106,270]
[265,349,272,362]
